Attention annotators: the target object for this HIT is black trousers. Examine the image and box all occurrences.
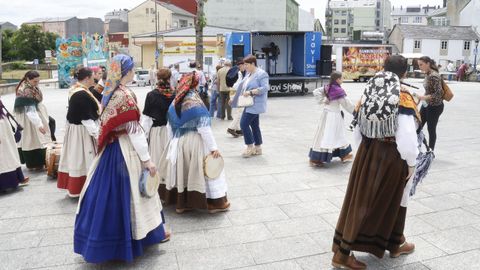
[218,92,232,119]
[418,103,444,150]
[49,116,56,142]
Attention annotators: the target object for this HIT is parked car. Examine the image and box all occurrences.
[133,69,150,87]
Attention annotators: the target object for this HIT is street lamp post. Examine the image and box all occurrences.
[474,38,479,72]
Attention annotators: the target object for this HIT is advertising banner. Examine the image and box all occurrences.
[342,46,392,80]
[304,32,322,76]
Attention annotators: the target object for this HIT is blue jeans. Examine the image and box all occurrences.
[209,90,219,117]
[240,112,262,146]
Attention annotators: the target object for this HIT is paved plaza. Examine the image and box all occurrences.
[0,80,479,270]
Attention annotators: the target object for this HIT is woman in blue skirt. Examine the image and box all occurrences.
[74,54,170,264]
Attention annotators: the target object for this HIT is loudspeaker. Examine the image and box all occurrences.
[317,60,332,76]
[316,60,322,75]
[232,45,245,65]
[320,45,333,61]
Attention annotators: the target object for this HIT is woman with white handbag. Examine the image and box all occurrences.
[231,55,270,158]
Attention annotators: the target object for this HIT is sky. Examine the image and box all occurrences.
[0,0,444,27]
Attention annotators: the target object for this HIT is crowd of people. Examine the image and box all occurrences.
[0,52,449,268]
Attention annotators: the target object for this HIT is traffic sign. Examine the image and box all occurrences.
[155,50,160,59]
[33,59,39,65]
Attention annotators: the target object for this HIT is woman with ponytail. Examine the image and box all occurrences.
[141,68,175,177]
[159,72,230,214]
[13,71,52,169]
[417,56,444,150]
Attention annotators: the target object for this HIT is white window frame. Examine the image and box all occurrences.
[414,17,422,24]
[334,28,339,33]
[341,28,346,33]
[401,17,409,23]
[334,19,339,25]
[414,40,421,49]
[441,40,448,50]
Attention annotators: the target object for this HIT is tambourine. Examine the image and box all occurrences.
[139,169,160,198]
[203,154,224,179]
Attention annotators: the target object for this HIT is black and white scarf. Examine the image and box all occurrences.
[358,71,401,139]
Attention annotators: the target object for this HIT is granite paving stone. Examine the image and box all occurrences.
[0,81,479,269]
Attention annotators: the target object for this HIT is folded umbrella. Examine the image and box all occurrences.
[410,132,435,196]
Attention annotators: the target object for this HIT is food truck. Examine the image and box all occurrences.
[335,45,393,82]
[225,31,322,94]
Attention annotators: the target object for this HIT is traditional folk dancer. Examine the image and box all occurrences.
[159,72,230,214]
[0,99,29,191]
[309,71,354,166]
[74,55,170,263]
[57,68,100,197]
[141,68,175,176]
[14,71,52,170]
[331,56,420,269]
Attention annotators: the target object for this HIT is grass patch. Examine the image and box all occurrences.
[1,70,51,80]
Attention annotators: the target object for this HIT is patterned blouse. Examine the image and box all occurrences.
[423,71,444,106]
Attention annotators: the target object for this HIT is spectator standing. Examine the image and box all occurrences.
[217,61,233,120]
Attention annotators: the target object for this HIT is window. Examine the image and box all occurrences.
[179,19,188,27]
[414,17,422,23]
[414,40,421,49]
[376,20,380,27]
[341,19,346,25]
[376,11,380,18]
[341,28,346,33]
[441,40,448,50]
[377,1,381,8]
[335,11,341,15]
[146,8,149,14]
[334,28,339,33]
[341,10,347,16]
[334,19,339,25]
[401,17,408,23]
[464,41,471,50]
[150,8,155,14]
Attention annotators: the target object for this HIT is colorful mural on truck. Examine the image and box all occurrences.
[56,33,109,88]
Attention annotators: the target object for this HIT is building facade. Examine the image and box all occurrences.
[391,5,439,26]
[25,17,104,38]
[132,26,237,71]
[204,0,300,31]
[388,24,479,66]
[105,9,129,23]
[127,0,195,66]
[326,0,391,40]
[0,22,18,31]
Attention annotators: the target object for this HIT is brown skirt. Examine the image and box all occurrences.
[159,186,228,210]
[333,138,408,258]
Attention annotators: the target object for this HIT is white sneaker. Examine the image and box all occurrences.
[254,147,262,155]
[242,147,256,158]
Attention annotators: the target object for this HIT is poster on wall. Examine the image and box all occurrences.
[56,36,83,88]
[82,33,109,67]
[56,33,109,88]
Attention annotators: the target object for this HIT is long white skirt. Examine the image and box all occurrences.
[57,123,96,196]
[0,118,21,174]
[160,131,227,200]
[148,126,169,170]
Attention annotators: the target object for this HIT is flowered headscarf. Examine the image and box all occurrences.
[101,54,134,107]
[174,72,199,107]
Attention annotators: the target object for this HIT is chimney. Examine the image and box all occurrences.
[310,8,315,16]
[443,0,447,8]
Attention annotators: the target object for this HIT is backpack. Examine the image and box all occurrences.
[226,66,239,87]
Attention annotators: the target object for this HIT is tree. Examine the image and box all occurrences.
[11,24,58,62]
[195,0,207,68]
[1,29,17,61]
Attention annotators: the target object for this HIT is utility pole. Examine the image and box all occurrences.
[195,0,206,69]
[154,0,159,69]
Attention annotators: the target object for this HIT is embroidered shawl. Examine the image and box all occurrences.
[69,82,101,115]
[357,71,401,138]
[325,83,347,101]
[14,81,43,112]
[168,91,210,138]
[97,85,140,150]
